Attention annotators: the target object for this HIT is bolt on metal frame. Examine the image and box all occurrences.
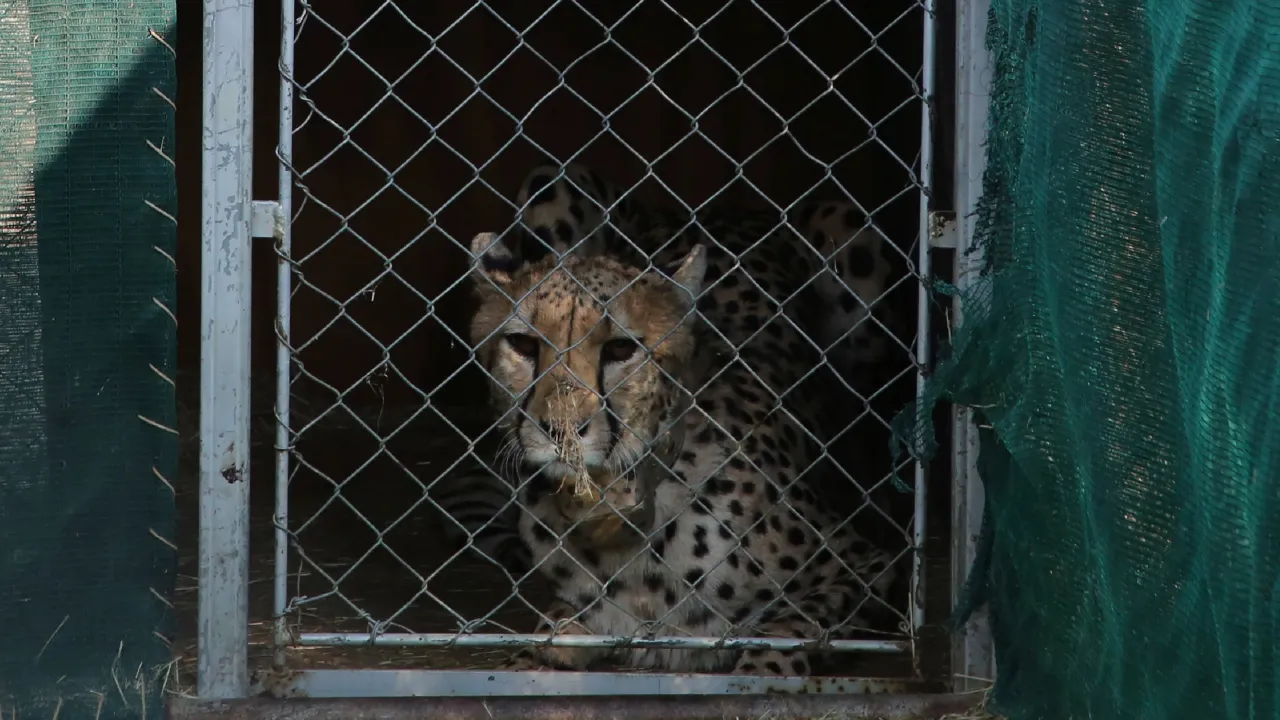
[196,0,972,700]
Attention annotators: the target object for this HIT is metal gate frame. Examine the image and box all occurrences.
[194,0,994,708]
[949,0,997,695]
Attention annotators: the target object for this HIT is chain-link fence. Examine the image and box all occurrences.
[247,0,941,697]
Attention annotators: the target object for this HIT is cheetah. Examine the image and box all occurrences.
[429,164,904,571]
[443,165,902,679]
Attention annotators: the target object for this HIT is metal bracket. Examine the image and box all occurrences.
[928,210,958,249]
[251,200,284,239]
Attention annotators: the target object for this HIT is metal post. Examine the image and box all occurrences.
[950,0,996,692]
[199,0,254,700]
[273,0,296,666]
[910,0,938,635]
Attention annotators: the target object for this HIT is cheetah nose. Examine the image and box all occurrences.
[538,420,591,438]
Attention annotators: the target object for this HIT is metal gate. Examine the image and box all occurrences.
[196,0,991,707]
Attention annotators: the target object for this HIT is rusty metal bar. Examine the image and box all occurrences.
[170,692,981,720]
[256,668,931,698]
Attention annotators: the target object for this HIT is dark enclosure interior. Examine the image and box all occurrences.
[173,0,957,687]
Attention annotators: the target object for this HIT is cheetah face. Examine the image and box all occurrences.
[468,232,705,490]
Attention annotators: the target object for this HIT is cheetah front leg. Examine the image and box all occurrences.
[729,579,865,679]
[733,645,813,677]
[499,599,608,671]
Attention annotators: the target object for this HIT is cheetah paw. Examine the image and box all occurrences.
[498,649,553,672]
[732,650,810,677]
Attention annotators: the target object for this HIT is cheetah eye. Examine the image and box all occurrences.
[504,333,540,359]
[601,338,640,364]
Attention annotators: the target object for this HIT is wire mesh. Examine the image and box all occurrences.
[272,0,934,680]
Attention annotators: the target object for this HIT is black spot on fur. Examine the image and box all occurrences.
[847,246,876,278]
[532,522,554,543]
[689,607,716,626]
[553,220,574,247]
[527,173,555,205]
[651,539,666,559]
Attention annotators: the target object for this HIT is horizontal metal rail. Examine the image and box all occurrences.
[172,691,979,720]
[297,631,910,653]
[257,668,933,698]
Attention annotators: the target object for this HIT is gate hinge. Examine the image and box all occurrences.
[251,200,285,240]
[928,210,958,249]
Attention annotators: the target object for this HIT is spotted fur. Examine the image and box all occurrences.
[429,164,902,680]
[509,162,901,368]
[432,164,904,576]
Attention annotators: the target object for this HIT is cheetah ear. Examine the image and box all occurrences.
[469,232,518,288]
[665,244,706,302]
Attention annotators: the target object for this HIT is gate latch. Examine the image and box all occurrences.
[251,200,285,240]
